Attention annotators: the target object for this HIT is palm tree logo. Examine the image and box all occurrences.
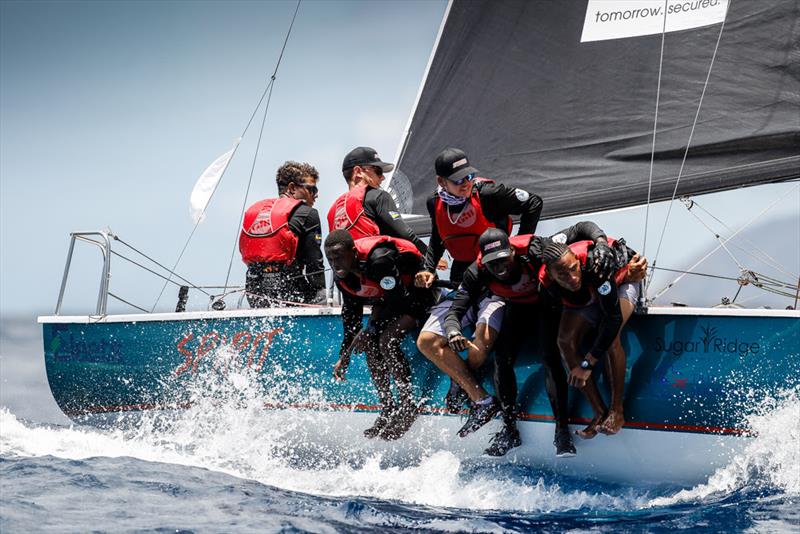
[700,324,718,352]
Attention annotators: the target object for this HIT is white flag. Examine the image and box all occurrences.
[189,140,240,224]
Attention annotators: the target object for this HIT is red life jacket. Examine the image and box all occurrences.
[538,239,628,307]
[327,185,381,240]
[477,234,540,303]
[239,197,302,265]
[337,236,421,299]
[434,178,513,262]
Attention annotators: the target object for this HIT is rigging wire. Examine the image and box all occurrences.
[112,237,211,297]
[641,0,669,261]
[222,0,303,295]
[685,188,799,280]
[647,3,730,294]
[652,189,790,301]
[151,0,302,312]
[108,292,150,313]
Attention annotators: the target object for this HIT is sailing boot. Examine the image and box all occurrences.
[380,400,418,441]
[485,423,522,457]
[444,378,469,414]
[457,395,501,438]
[554,426,577,457]
[363,402,396,439]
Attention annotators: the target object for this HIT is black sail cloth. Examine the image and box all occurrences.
[392,0,799,223]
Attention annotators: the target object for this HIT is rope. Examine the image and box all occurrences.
[222,0,302,292]
[648,4,730,292]
[151,0,302,312]
[642,0,669,260]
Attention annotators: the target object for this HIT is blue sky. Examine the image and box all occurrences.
[1,0,797,316]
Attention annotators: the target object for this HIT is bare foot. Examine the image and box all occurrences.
[575,415,605,440]
[599,410,625,435]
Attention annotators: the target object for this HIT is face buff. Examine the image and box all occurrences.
[437,185,468,206]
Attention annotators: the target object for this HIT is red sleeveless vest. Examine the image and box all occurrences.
[337,236,421,299]
[477,234,540,303]
[434,179,512,262]
[327,185,381,240]
[239,197,302,265]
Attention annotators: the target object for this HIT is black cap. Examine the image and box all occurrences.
[342,146,394,173]
[435,147,479,182]
[479,228,512,263]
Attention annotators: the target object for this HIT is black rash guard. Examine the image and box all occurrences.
[287,204,326,292]
[442,221,607,337]
[336,244,430,359]
[422,181,543,283]
[363,187,427,254]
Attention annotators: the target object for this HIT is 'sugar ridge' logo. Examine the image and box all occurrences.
[654,323,760,357]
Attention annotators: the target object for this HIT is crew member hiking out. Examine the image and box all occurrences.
[239,161,326,308]
[324,230,435,441]
[540,238,647,438]
[415,147,543,415]
[328,146,427,253]
[436,224,616,457]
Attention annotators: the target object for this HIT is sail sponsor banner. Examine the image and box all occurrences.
[189,139,240,224]
[581,0,729,43]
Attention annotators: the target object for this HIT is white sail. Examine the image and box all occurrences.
[189,140,240,224]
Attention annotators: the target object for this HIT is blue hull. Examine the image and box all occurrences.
[40,308,799,435]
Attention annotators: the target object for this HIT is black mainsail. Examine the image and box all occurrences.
[391,0,799,221]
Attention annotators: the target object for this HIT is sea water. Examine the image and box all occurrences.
[1,318,798,533]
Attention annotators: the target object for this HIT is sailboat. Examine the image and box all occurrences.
[38,0,799,485]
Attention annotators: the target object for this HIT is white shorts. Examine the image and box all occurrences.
[420,292,505,338]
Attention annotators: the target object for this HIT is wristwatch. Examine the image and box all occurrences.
[580,358,594,370]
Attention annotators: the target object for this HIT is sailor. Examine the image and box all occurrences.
[540,238,647,438]
[238,161,326,308]
[328,146,427,253]
[324,229,435,440]
[439,224,614,457]
[415,147,549,413]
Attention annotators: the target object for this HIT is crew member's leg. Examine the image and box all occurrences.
[377,313,419,440]
[537,303,577,456]
[245,265,269,308]
[599,284,638,435]
[484,302,526,455]
[557,310,608,439]
[362,303,396,438]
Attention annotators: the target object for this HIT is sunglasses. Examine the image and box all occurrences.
[360,165,383,177]
[299,183,319,196]
[448,173,476,186]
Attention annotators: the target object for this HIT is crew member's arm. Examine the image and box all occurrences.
[333,287,363,380]
[288,206,326,298]
[442,263,485,351]
[478,182,543,235]
[364,188,427,254]
[548,221,616,278]
[588,277,623,360]
[419,196,446,286]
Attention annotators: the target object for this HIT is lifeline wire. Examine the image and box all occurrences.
[151,0,302,312]
[648,3,730,294]
[223,0,302,294]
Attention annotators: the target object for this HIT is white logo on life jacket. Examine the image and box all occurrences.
[598,281,611,295]
[453,203,477,227]
[333,204,349,229]
[380,276,396,290]
[514,189,529,202]
[248,208,274,235]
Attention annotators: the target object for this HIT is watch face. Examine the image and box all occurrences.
[581,360,590,369]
